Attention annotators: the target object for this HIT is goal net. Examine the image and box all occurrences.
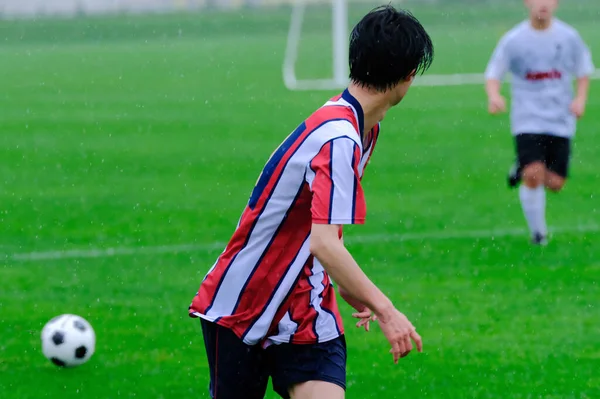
[283,0,600,91]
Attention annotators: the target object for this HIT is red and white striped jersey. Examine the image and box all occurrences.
[188,89,380,346]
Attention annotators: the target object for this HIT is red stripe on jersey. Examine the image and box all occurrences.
[362,124,380,175]
[288,264,320,344]
[354,188,367,224]
[309,141,334,223]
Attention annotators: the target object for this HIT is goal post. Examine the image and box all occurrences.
[283,0,349,91]
[331,0,349,88]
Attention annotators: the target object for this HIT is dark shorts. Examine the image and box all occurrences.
[200,319,269,399]
[266,335,347,399]
[200,319,346,399]
[514,133,571,178]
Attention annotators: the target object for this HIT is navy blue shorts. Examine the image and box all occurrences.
[200,319,346,399]
[266,335,347,398]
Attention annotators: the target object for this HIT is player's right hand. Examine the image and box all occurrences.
[488,94,507,114]
[377,307,423,364]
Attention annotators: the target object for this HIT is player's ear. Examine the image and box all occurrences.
[405,69,417,82]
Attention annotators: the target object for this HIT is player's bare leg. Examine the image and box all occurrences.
[521,162,546,187]
[289,381,345,399]
[544,171,566,192]
[519,161,548,245]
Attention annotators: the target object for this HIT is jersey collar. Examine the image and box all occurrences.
[341,88,365,135]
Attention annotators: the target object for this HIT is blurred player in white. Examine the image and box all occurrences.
[484,0,594,245]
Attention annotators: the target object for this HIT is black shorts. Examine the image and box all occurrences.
[514,133,571,178]
[200,319,347,399]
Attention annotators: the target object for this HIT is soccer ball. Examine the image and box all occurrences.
[41,314,96,368]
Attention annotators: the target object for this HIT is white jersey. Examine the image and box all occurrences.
[485,19,595,138]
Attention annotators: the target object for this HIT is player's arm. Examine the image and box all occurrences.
[485,80,504,105]
[311,224,392,319]
[571,33,595,119]
[308,137,390,316]
[484,35,510,114]
[571,76,591,119]
[308,137,421,362]
[336,237,372,312]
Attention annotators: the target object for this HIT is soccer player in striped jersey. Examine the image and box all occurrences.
[485,0,594,245]
[188,5,434,399]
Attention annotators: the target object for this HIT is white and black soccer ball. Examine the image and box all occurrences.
[41,314,96,368]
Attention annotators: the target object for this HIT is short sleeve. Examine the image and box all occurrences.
[308,137,365,225]
[573,32,595,78]
[485,35,511,81]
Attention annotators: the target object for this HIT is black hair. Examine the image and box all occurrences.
[349,4,434,92]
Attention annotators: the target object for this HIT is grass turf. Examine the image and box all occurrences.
[1,2,600,398]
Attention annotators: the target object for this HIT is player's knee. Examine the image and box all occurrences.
[289,381,345,399]
[546,176,566,192]
[521,162,545,187]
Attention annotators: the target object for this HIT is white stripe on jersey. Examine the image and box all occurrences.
[205,120,361,320]
[330,138,359,223]
[309,260,340,341]
[358,143,373,177]
[243,235,311,343]
[264,311,298,347]
[305,161,316,188]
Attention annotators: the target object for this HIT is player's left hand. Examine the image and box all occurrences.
[570,97,586,119]
[352,309,377,332]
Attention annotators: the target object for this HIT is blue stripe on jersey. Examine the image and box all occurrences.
[288,309,299,343]
[307,268,320,341]
[327,141,334,224]
[351,145,357,224]
[248,121,307,210]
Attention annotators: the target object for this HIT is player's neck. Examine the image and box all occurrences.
[347,85,390,134]
[529,16,553,30]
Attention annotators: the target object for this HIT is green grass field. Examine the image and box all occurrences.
[1,2,600,398]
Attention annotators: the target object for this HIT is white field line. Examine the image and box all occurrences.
[7,224,600,262]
